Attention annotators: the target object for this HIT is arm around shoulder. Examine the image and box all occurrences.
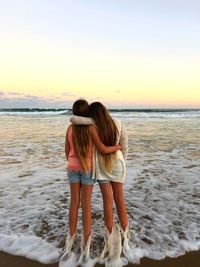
[89,125,121,154]
[70,115,94,125]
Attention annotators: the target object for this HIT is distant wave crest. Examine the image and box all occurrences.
[0,109,71,116]
[0,109,200,118]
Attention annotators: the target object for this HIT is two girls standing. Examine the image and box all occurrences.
[63,100,130,264]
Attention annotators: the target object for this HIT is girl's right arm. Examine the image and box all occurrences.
[89,125,121,154]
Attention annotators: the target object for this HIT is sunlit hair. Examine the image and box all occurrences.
[72,99,91,172]
[89,102,118,172]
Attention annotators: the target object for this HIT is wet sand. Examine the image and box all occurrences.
[0,250,200,267]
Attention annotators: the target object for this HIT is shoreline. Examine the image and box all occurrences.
[1,250,200,267]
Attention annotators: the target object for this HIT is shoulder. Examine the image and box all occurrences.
[89,124,97,132]
[66,124,72,134]
[113,119,122,129]
[67,124,72,130]
[113,118,121,124]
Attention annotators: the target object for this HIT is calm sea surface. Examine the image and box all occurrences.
[0,109,200,264]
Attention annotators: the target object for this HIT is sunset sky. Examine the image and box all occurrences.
[0,0,200,108]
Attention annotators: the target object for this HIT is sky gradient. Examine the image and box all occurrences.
[0,0,200,108]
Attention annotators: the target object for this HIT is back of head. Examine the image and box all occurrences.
[72,99,90,117]
[72,99,90,172]
[89,102,118,172]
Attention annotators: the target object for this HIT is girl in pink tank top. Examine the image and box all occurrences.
[67,125,93,172]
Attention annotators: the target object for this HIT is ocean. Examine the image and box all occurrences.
[0,109,200,264]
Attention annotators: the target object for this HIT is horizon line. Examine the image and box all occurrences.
[0,108,200,111]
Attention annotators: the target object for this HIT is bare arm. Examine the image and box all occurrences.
[70,115,94,125]
[89,125,121,154]
[119,122,128,159]
[65,126,71,160]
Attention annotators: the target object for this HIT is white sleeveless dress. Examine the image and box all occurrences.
[92,119,127,183]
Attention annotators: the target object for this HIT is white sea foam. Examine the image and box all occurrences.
[110,110,200,118]
[0,109,69,116]
[0,114,200,265]
[0,234,60,263]
[59,252,78,267]
[0,109,200,118]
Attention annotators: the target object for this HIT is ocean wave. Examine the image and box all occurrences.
[110,110,200,118]
[0,234,60,264]
[0,234,200,265]
[0,109,71,116]
[0,109,200,118]
[0,114,200,265]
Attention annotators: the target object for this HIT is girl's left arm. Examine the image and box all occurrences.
[65,127,70,160]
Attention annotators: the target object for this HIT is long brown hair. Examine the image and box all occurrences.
[89,102,118,172]
[72,99,91,172]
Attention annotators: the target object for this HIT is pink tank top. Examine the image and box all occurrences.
[67,126,93,172]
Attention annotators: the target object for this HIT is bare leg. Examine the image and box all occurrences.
[69,182,81,236]
[81,184,93,242]
[111,182,128,231]
[99,183,113,233]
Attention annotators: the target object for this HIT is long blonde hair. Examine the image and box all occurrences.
[72,100,91,172]
[89,102,118,172]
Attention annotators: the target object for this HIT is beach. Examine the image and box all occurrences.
[1,0,200,264]
[0,109,200,266]
[1,250,200,267]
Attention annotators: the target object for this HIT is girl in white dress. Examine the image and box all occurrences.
[70,102,131,263]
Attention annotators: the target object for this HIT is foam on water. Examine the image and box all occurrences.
[110,110,200,118]
[0,114,200,265]
[0,234,60,263]
[1,108,200,118]
[0,109,69,116]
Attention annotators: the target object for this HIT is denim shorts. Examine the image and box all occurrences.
[67,170,96,185]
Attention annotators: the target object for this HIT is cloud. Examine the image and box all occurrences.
[0,94,75,108]
[89,97,102,102]
[62,92,76,97]
[0,90,5,96]
[0,89,83,108]
[8,92,22,96]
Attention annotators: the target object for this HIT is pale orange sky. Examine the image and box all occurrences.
[0,1,200,108]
